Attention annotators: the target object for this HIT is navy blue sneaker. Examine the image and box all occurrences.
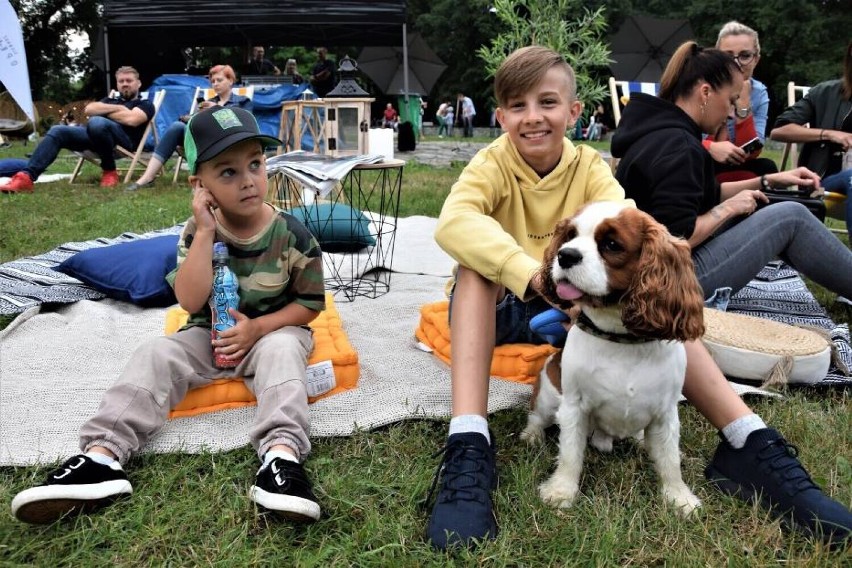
[705,428,851,545]
[425,432,498,550]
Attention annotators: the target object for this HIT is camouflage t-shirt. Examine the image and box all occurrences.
[166,206,325,330]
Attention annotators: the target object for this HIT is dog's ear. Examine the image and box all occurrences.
[537,217,574,307]
[622,214,705,341]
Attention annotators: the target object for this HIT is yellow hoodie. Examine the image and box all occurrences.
[435,134,627,298]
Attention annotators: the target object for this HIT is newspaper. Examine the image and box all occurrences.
[266,151,386,198]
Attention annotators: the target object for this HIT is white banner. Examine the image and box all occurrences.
[0,0,35,123]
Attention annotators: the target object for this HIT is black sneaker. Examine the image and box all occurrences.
[249,458,321,522]
[10,454,132,524]
[706,428,851,545]
[425,432,498,550]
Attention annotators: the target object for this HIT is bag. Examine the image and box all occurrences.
[761,188,826,222]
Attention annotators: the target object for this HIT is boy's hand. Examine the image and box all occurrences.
[212,309,261,362]
[191,185,218,232]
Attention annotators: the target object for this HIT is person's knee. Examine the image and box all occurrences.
[86,116,111,136]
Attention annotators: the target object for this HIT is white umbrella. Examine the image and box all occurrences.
[358,32,446,95]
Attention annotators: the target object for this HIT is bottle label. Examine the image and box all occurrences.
[211,268,237,333]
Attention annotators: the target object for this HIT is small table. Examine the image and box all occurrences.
[269,159,405,301]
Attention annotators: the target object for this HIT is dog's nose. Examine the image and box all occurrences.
[557,248,582,268]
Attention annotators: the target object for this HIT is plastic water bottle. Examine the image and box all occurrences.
[210,242,241,368]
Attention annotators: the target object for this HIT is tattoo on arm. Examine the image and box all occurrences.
[710,205,724,220]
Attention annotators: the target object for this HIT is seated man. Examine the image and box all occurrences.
[382,103,399,131]
[0,66,155,193]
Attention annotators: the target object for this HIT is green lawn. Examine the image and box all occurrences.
[0,139,849,565]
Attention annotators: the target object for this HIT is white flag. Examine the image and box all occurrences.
[0,0,35,123]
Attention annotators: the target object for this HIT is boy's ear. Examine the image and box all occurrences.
[569,100,583,125]
[188,174,201,191]
[495,107,506,131]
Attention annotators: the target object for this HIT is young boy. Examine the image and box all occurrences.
[428,46,624,550]
[11,107,326,524]
[428,46,851,550]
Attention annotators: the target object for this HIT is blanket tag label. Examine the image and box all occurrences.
[306,360,336,397]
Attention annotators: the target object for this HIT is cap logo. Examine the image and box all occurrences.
[212,108,243,130]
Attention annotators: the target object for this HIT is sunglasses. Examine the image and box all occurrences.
[728,51,757,65]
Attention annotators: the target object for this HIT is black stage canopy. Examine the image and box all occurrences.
[99,1,407,83]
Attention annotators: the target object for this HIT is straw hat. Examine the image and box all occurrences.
[702,308,833,387]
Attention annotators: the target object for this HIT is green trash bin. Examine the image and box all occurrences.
[397,93,422,141]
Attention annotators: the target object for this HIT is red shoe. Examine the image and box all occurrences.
[1,172,34,194]
[100,170,120,188]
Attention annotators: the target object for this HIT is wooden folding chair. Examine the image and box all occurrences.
[608,78,660,128]
[605,78,659,170]
[69,89,167,184]
[172,86,255,182]
[779,82,846,233]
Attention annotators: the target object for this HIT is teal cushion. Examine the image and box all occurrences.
[287,203,376,253]
[56,235,178,307]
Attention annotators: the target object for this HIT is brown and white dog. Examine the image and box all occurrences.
[523,201,705,516]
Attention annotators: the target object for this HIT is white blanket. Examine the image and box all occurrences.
[0,216,779,466]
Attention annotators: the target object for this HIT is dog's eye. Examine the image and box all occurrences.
[601,238,624,253]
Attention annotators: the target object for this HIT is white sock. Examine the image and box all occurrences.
[448,415,490,443]
[263,450,299,467]
[722,414,767,449]
[85,451,117,466]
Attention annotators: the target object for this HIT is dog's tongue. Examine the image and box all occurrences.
[556,282,583,300]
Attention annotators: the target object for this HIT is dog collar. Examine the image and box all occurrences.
[575,313,655,344]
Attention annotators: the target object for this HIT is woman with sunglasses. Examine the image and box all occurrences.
[703,21,778,183]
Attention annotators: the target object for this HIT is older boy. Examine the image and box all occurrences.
[428,46,624,550]
[11,107,326,524]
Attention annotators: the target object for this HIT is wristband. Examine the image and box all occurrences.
[819,129,825,141]
[760,175,771,191]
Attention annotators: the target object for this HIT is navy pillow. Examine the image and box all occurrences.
[56,235,179,307]
[287,203,376,253]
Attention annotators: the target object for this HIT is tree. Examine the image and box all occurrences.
[11,0,102,102]
[478,0,611,107]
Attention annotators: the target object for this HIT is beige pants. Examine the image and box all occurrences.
[79,325,313,464]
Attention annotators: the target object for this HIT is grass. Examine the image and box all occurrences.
[0,139,850,565]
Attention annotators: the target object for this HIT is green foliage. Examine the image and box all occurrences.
[477,0,611,106]
[10,0,101,101]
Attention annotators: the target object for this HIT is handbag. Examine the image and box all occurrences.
[760,188,826,222]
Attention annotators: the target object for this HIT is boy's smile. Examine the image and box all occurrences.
[496,67,582,177]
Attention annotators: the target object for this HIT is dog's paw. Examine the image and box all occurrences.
[539,476,580,508]
[520,424,545,445]
[663,484,701,517]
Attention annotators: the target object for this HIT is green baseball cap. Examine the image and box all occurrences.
[184,107,281,174]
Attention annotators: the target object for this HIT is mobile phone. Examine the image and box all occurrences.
[740,137,763,154]
[196,95,206,103]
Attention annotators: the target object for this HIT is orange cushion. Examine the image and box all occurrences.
[165,293,358,418]
[415,300,558,385]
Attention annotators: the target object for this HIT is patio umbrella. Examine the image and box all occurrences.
[357,32,447,95]
[608,15,695,82]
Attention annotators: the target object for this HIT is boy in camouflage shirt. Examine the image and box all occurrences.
[11,107,326,525]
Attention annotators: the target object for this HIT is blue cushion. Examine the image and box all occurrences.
[56,235,179,307]
[287,203,376,253]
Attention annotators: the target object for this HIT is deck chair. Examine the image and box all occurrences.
[605,78,659,170]
[779,82,846,233]
[608,78,659,127]
[172,86,255,182]
[69,89,167,184]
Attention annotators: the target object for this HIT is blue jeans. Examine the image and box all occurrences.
[152,121,186,163]
[821,167,851,238]
[24,118,133,180]
[692,200,852,299]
